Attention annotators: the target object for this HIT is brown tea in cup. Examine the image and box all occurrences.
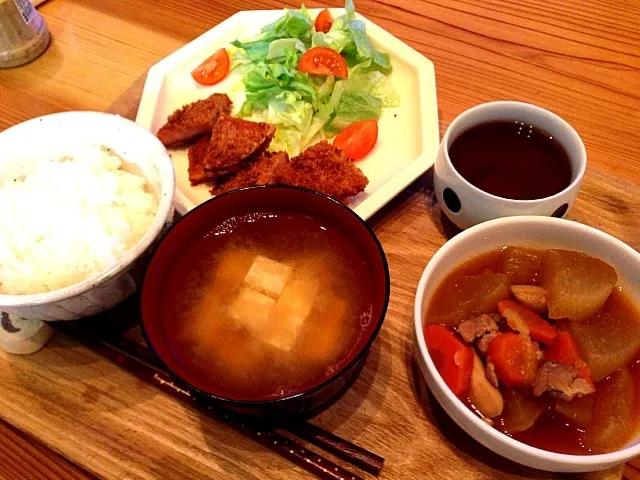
[449,121,572,200]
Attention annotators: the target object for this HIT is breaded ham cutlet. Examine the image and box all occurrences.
[187,136,215,186]
[204,115,275,175]
[156,93,231,147]
[210,151,289,195]
[275,142,368,202]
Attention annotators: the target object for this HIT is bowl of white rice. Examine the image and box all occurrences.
[0,111,175,354]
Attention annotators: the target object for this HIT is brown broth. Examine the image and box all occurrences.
[425,246,640,454]
[504,409,591,455]
[449,121,572,200]
[161,212,373,401]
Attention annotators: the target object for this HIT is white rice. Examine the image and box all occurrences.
[0,145,158,295]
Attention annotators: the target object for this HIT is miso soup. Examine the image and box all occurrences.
[161,212,374,401]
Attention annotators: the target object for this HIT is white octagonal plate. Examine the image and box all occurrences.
[136,8,439,218]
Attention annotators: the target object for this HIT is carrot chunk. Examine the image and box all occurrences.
[498,300,557,345]
[425,325,474,397]
[487,332,539,388]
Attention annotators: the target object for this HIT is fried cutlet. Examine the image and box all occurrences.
[210,151,289,195]
[203,115,276,175]
[187,136,218,186]
[156,93,232,147]
[275,141,369,202]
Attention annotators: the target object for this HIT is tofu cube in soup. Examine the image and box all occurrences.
[542,249,617,322]
[264,275,320,351]
[244,255,293,298]
[229,287,276,331]
[229,256,322,352]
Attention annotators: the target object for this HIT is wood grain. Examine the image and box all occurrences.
[0,0,639,479]
[625,457,640,480]
[0,417,94,480]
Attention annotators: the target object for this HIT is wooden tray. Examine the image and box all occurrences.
[0,164,637,479]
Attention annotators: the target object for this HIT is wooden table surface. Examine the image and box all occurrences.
[1,0,639,479]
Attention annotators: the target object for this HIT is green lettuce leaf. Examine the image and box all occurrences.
[349,58,371,76]
[266,91,313,132]
[347,23,392,72]
[290,76,318,108]
[330,12,349,32]
[328,79,348,111]
[314,1,392,73]
[301,103,333,149]
[227,45,252,70]
[345,0,356,20]
[311,30,352,53]
[231,40,270,62]
[347,19,372,60]
[267,38,307,60]
[330,91,381,130]
[270,127,304,156]
[279,48,302,69]
[239,86,282,116]
[372,50,392,72]
[242,63,288,91]
[316,75,336,102]
[344,71,399,107]
[257,6,312,44]
[349,53,392,75]
[236,47,318,117]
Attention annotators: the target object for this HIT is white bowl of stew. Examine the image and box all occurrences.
[413,216,640,472]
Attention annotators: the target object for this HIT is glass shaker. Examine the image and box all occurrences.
[0,0,50,68]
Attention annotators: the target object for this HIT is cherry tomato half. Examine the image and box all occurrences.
[298,46,348,78]
[315,9,334,33]
[191,48,230,86]
[333,119,378,160]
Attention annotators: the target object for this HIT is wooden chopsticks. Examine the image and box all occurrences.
[287,422,384,475]
[55,323,384,479]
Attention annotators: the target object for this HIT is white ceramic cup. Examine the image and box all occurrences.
[434,101,587,230]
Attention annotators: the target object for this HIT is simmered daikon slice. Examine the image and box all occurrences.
[584,368,635,453]
[427,274,511,327]
[567,289,640,381]
[542,249,617,322]
[502,247,542,285]
[554,395,594,429]
[501,389,545,433]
